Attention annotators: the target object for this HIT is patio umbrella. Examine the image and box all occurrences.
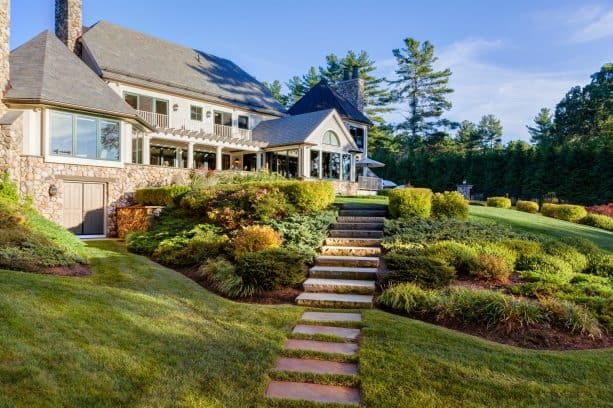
[382,180,398,188]
[355,157,385,168]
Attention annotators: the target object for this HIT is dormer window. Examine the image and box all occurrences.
[323,130,340,146]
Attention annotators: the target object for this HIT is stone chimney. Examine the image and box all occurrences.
[55,0,82,53]
[336,65,365,113]
[0,0,9,115]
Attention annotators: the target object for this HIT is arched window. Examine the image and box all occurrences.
[323,130,340,146]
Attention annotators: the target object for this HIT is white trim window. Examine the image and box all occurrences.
[49,111,121,161]
[190,105,203,121]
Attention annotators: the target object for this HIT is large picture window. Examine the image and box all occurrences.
[310,150,320,178]
[266,150,299,178]
[348,125,364,150]
[322,152,341,179]
[50,111,121,161]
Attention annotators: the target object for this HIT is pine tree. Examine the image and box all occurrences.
[285,76,307,105]
[527,107,554,145]
[456,120,478,149]
[262,80,289,107]
[389,38,453,144]
[477,114,503,149]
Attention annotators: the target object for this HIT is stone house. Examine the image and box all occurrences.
[0,0,377,237]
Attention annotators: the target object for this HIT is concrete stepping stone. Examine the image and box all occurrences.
[303,278,375,294]
[334,222,384,231]
[316,255,379,268]
[321,245,381,257]
[295,292,373,309]
[266,381,360,405]
[337,216,386,223]
[309,266,377,280]
[284,339,358,355]
[325,237,382,247]
[328,229,384,238]
[301,312,362,322]
[275,357,358,375]
[292,324,361,341]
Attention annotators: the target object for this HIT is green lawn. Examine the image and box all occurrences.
[1,240,611,407]
[335,195,389,206]
[470,205,613,252]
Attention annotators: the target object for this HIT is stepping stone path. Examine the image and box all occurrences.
[265,311,364,406]
[296,203,386,309]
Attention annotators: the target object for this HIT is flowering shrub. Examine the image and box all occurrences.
[586,203,613,217]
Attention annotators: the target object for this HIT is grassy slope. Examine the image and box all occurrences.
[470,206,613,252]
[335,196,389,206]
[1,241,611,407]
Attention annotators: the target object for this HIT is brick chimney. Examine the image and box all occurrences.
[0,0,9,115]
[55,0,82,53]
[336,65,365,113]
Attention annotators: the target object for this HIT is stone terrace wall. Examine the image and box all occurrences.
[19,157,192,236]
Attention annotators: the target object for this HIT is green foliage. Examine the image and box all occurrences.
[585,253,613,277]
[200,258,257,298]
[388,188,433,218]
[540,203,557,218]
[0,173,19,202]
[580,213,613,231]
[279,180,335,213]
[516,200,539,213]
[468,241,518,269]
[232,225,282,257]
[553,205,588,223]
[431,191,469,219]
[516,254,573,276]
[420,241,477,275]
[486,197,511,209]
[382,253,456,288]
[468,254,512,282]
[152,224,228,267]
[543,240,588,273]
[499,239,543,258]
[134,185,191,206]
[539,298,602,337]
[234,248,307,293]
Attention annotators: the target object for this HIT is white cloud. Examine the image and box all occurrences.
[533,4,613,43]
[571,8,613,42]
[379,39,585,142]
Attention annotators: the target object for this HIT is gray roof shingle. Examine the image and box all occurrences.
[253,109,334,146]
[4,30,137,117]
[81,21,286,116]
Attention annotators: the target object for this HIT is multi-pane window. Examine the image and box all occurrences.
[124,92,168,115]
[132,131,144,164]
[50,111,120,161]
[348,125,364,150]
[214,111,232,126]
[323,130,340,146]
[238,115,249,129]
[191,105,203,121]
[322,152,341,179]
[149,146,176,167]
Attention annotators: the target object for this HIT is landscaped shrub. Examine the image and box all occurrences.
[585,253,613,277]
[382,253,456,288]
[580,213,613,231]
[486,197,512,208]
[586,203,613,217]
[540,203,558,217]
[516,253,573,276]
[134,185,191,206]
[279,181,335,212]
[200,258,257,298]
[469,241,518,269]
[388,188,433,218]
[553,205,588,223]
[538,298,602,336]
[468,254,512,283]
[269,210,337,260]
[421,241,477,275]
[499,239,542,258]
[152,224,228,267]
[232,225,282,257]
[543,240,588,273]
[234,248,307,292]
[377,189,392,197]
[516,200,539,213]
[431,191,469,219]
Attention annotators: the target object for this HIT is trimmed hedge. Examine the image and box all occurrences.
[388,188,433,218]
[279,180,335,213]
[486,196,512,208]
[431,191,469,219]
[541,203,588,223]
[234,248,307,292]
[516,200,539,213]
[134,185,191,206]
[382,252,456,288]
[580,213,613,231]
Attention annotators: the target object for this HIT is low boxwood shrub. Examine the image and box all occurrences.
[382,253,456,288]
[134,185,191,206]
[234,248,308,292]
[486,197,511,208]
[516,253,573,276]
[468,254,512,283]
[516,200,539,213]
[431,191,469,219]
[388,188,433,218]
[540,203,558,217]
[580,213,613,231]
[554,205,588,223]
[233,225,282,257]
[543,240,588,273]
[421,241,477,275]
[499,239,542,258]
[469,241,518,269]
[152,224,228,267]
[279,181,335,213]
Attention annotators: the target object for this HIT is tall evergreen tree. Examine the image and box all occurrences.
[456,120,478,150]
[527,107,554,145]
[389,38,453,144]
[477,114,503,149]
[262,80,289,107]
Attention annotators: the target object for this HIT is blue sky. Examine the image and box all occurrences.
[9,0,613,141]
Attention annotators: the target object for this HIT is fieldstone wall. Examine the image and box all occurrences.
[0,0,10,116]
[331,180,359,196]
[336,78,365,113]
[55,0,82,53]
[19,157,192,236]
[0,113,23,183]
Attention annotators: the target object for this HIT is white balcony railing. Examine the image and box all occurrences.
[214,124,252,141]
[137,110,169,129]
[358,176,383,191]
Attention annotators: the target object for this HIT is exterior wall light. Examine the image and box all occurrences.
[49,185,58,197]
[206,110,212,118]
[173,104,179,112]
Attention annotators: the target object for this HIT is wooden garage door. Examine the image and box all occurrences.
[63,182,105,236]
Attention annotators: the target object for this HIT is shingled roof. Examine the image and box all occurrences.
[81,21,286,117]
[252,109,335,147]
[4,30,138,118]
[288,80,372,125]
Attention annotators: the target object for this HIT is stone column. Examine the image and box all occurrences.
[187,142,194,169]
[215,145,223,171]
[0,0,9,116]
[55,0,82,53]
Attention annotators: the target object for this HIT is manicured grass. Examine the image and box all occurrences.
[361,310,612,407]
[335,195,389,206]
[470,206,613,252]
[1,241,611,407]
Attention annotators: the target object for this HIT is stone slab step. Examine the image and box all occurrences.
[309,266,378,280]
[337,216,386,223]
[293,324,361,341]
[339,210,387,217]
[333,222,384,231]
[304,278,375,294]
[301,312,362,322]
[328,229,384,239]
[341,204,388,210]
[295,292,373,309]
[275,357,358,376]
[284,339,358,355]
[316,255,379,268]
[266,381,360,405]
[321,246,381,257]
[325,237,382,247]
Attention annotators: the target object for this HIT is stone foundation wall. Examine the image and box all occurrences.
[1,114,24,183]
[19,157,192,236]
[331,180,359,196]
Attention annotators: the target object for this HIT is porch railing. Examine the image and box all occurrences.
[214,124,252,141]
[137,110,169,129]
[358,176,383,191]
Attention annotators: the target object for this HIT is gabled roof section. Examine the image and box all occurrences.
[288,80,372,125]
[253,109,335,147]
[4,31,137,118]
[81,21,286,117]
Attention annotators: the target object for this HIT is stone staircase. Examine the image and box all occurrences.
[295,204,386,309]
